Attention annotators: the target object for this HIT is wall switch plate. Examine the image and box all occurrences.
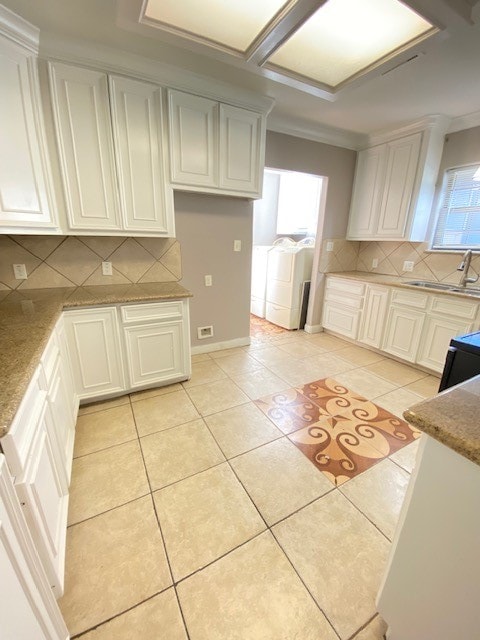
[326,241,334,252]
[197,325,214,339]
[102,261,112,276]
[403,260,414,272]
[204,275,213,286]
[233,240,242,252]
[372,258,379,268]
[13,264,27,279]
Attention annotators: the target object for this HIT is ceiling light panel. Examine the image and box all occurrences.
[143,0,287,52]
[267,0,434,87]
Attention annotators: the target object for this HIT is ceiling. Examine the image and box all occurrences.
[3,0,480,142]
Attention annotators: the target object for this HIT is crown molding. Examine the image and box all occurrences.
[39,32,275,114]
[0,4,39,53]
[266,115,365,150]
[448,110,480,133]
[366,114,451,147]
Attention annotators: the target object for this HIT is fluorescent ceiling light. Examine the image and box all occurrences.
[267,0,434,87]
[143,0,287,52]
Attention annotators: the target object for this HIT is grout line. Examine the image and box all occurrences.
[66,491,152,529]
[346,613,383,640]
[338,488,393,544]
[72,435,138,460]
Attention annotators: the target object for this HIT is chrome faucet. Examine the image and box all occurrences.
[457,250,479,287]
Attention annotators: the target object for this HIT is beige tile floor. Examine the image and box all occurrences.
[62,329,440,639]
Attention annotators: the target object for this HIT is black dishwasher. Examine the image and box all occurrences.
[439,331,480,391]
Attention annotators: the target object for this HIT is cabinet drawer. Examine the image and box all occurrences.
[326,278,365,297]
[430,295,478,320]
[325,289,363,309]
[121,301,184,324]
[1,368,46,477]
[265,302,299,330]
[391,288,429,309]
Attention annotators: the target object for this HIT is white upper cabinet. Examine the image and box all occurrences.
[48,63,122,232]
[219,104,263,194]
[109,75,174,235]
[49,63,175,236]
[169,91,217,188]
[0,7,57,233]
[376,133,421,238]
[168,89,266,198]
[347,118,448,242]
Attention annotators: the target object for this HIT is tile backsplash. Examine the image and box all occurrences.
[0,235,182,290]
[318,238,480,285]
[356,241,480,283]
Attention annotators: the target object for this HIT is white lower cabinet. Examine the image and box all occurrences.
[323,276,480,373]
[0,455,68,640]
[63,306,125,400]
[383,306,426,363]
[358,285,389,348]
[64,299,191,402]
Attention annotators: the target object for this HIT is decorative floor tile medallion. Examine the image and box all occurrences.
[257,378,420,486]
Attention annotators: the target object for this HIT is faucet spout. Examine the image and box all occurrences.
[457,250,479,287]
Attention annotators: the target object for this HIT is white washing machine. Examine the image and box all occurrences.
[265,245,314,329]
[250,245,274,318]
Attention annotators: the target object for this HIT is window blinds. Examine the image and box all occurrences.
[433,164,480,249]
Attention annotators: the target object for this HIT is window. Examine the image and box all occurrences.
[432,164,480,250]
[275,170,323,236]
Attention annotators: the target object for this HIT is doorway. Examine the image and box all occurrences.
[250,168,324,339]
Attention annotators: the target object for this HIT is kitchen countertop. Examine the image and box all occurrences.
[326,271,480,300]
[0,283,192,438]
[404,375,480,466]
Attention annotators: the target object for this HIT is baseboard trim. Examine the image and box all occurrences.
[304,324,323,334]
[191,336,251,355]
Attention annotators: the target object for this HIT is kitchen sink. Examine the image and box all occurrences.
[406,281,480,297]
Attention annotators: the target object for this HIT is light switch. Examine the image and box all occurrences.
[102,261,112,276]
[326,241,334,252]
[372,258,379,268]
[204,275,213,286]
[234,240,242,252]
[403,261,414,272]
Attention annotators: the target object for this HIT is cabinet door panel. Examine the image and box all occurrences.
[347,145,386,239]
[219,104,263,194]
[417,316,473,373]
[64,308,125,400]
[377,133,421,238]
[168,90,217,186]
[0,41,53,228]
[15,404,68,598]
[124,321,186,388]
[0,456,68,640]
[110,76,174,235]
[359,286,389,348]
[322,301,360,339]
[49,62,121,230]
[383,306,425,362]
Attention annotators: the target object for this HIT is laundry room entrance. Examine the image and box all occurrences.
[250,168,325,340]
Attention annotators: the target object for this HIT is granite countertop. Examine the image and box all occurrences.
[326,271,480,301]
[404,376,480,466]
[0,283,192,438]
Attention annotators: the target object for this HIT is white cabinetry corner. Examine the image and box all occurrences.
[48,62,175,236]
[0,455,68,639]
[358,284,389,348]
[322,277,364,340]
[168,89,265,198]
[0,6,57,234]
[347,117,448,242]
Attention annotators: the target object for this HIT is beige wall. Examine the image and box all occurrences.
[174,192,253,349]
[438,125,480,174]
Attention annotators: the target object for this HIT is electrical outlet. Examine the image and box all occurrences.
[233,240,242,252]
[102,261,112,276]
[204,275,213,286]
[372,258,379,268]
[403,260,414,272]
[13,264,27,279]
[197,325,214,339]
[326,241,334,252]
